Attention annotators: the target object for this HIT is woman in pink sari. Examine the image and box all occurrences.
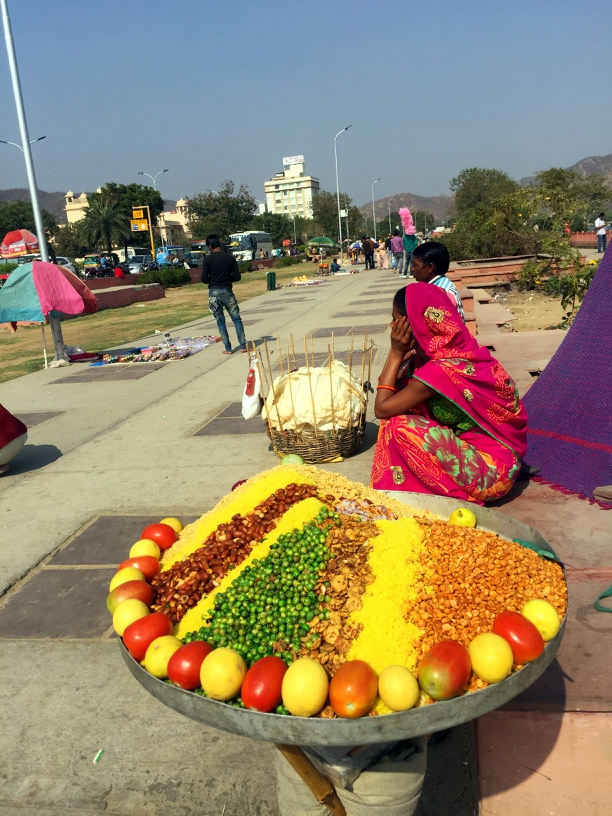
[371,284,527,503]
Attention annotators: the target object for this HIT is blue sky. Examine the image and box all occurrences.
[1,0,610,207]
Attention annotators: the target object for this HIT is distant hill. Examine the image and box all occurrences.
[361,193,455,226]
[0,188,69,221]
[520,152,612,187]
[0,189,178,223]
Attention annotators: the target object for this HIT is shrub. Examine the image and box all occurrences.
[274,255,304,268]
[238,261,252,274]
[137,267,191,288]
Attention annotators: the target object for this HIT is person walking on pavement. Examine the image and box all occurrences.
[399,207,419,278]
[390,230,405,275]
[595,212,608,253]
[201,235,248,355]
[362,236,375,270]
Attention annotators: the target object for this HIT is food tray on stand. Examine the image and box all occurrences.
[121,491,566,747]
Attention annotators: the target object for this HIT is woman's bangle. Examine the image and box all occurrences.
[377,384,396,393]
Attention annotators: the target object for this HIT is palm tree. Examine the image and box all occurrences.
[81,199,130,254]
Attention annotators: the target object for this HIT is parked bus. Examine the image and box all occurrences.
[228,231,273,262]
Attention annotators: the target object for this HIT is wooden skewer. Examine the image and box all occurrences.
[348,331,354,384]
[327,344,336,433]
[264,337,284,431]
[310,335,315,368]
[254,340,271,397]
[303,336,318,438]
[276,335,284,377]
[290,333,297,369]
[361,333,368,412]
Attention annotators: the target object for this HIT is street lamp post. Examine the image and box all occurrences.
[137,169,168,252]
[371,177,381,241]
[1,0,68,364]
[388,195,396,234]
[0,134,46,151]
[334,125,351,263]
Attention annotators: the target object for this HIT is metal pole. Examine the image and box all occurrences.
[388,195,395,234]
[371,177,381,241]
[138,170,168,253]
[1,0,68,362]
[334,125,351,263]
[293,213,297,244]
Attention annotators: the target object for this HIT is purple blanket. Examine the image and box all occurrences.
[523,246,612,500]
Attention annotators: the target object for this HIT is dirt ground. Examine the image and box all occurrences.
[496,288,572,332]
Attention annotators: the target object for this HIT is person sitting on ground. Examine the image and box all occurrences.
[411,241,465,322]
[371,284,527,503]
[330,258,341,273]
[0,404,28,476]
[201,234,248,355]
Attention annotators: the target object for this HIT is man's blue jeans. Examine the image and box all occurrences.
[209,288,246,351]
[597,233,607,253]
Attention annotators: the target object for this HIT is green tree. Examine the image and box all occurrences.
[53,222,89,258]
[80,199,130,254]
[88,182,164,246]
[535,167,612,229]
[187,180,256,239]
[311,190,359,239]
[450,168,518,217]
[251,212,293,244]
[0,200,57,238]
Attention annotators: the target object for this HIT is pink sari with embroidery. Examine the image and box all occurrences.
[370,284,528,504]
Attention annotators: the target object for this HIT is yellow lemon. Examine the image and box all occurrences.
[282,657,329,717]
[109,567,145,592]
[521,599,560,641]
[160,517,184,533]
[200,647,247,700]
[469,633,513,683]
[378,666,420,712]
[129,539,161,559]
[112,599,149,636]
[448,507,477,527]
[143,635,183,678]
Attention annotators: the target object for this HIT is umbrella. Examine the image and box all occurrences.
[306,236,338,246]
[0,261,97,366]
[0,228,39,258]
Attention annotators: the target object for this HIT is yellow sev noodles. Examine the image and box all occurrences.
[175,497,324,638]
[162,467,313,570]
[346,517,426,712]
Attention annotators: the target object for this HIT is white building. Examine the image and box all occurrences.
[264,156,319,218]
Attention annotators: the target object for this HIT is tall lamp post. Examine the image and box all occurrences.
[0,134,46,151]
[1,0,68,363]
[334,125,351,263]
[371,177,381,241]
[138,169,168,252]
[388,195,396,234]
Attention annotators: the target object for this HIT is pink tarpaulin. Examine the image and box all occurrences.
[32,261,97,316]
[0,228,39,258]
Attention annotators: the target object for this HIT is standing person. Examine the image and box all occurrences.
[595,212,608,253]
[386,233,393,268]
[402,230,419,279]
[377,239,389,268]
[411,241,465,321]
[390,230,404,275]
[362,236,375,269]
[201,235,248,355]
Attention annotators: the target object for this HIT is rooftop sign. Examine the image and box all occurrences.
[283,155,304,166]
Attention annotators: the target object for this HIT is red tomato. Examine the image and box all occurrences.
[118,555,160,581]
[141,523,178,551]
[329,660,378,718]
[123,611,172,662]
[241,656,287,712]
[418,641,471,701]
[106,580,154,613]
[492,610,545,664]
[168,641,214,690]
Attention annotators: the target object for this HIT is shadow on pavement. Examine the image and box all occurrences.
[6,444,62,475]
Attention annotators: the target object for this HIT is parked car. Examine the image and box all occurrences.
[16,254,78,274]
[128,254,154,274]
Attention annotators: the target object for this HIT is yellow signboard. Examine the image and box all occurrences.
[131,219,149,232]
[132,208,145,220]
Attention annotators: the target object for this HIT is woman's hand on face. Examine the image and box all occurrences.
[390,316,416,357]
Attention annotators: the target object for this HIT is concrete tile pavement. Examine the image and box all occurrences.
[0,267,610,815]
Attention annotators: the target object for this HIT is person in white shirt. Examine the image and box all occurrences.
[595,212,608,253]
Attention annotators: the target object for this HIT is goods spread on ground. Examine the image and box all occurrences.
[96,336,220,365]
[110,466,567,719]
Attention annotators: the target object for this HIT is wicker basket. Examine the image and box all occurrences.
[266,411,367,463]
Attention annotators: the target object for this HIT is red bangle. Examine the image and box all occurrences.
[377,384,396,393]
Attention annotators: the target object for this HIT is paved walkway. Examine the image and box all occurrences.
[0,268,610,815]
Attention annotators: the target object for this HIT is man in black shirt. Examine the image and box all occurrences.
[201,235,247,354]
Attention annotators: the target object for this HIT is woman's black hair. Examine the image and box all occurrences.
[393,286,407,317]
[412,241,450,275]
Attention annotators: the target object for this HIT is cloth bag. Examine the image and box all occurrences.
[241,353,262,420]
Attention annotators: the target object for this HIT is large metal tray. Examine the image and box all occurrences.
[122,491,567,747]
